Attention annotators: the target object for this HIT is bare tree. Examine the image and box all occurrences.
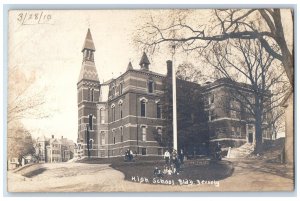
[176,62,205,84]
[135,9,294,86]
[204,38,289,153]
[7,66,50,163]
[8,66,49,124]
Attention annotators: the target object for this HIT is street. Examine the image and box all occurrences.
[7,159,294,192]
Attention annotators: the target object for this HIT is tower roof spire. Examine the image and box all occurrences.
[127,61,133,71]
[82,28,96,52]
[139,52,150,65]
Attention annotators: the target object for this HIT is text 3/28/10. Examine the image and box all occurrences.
[17,12,52,25]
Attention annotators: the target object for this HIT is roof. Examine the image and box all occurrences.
[78,61,100,82]
[82,28,96,52]
[37,135,47,142]
[139,52,150,65]
[127,62,133,71]
[50,138,61,144]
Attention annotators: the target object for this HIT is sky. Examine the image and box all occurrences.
[8,9,292,142]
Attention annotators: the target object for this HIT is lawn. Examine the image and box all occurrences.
[79,156,234,186]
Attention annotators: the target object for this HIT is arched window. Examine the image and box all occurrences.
[111,104,116,122]
[120,102,123,118]
[141,100,146,117]
[91,89,94,102]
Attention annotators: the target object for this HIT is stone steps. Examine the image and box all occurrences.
[227,143,254,158]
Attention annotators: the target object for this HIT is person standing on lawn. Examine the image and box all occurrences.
[164,150,170,165]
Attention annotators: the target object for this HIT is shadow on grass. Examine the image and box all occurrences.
[110,159,234,185]
[22,167,47,178]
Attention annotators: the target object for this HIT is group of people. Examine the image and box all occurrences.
[124,149,134,162]
[154,149,184,177]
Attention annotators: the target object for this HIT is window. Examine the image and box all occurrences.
[119,83,123,95]
[236,127,241,136]
[120,103,123,119]
[209,109,215,121]
[89,115,93,130]
[101,131,105,145]
[142,126,146,141]
[113,137,116,144]
[89,139,93,149]
[141,100,146,117]
[157,103,162,119]
[231,126,235,135]
[120,127,123,142]
[157,127,162,142]
[209,94,214,104]
[158,148,163,156]
[100,109,105,124]
[91,89,94,102]
[148,80,154,93]
[112,106,115,121]
[87,88,91,101]
[142,148,147,155]
[231,110,237,118]
[112,87,115,98]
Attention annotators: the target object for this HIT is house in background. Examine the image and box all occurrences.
[35,135,47,163]
[35,135,74,163]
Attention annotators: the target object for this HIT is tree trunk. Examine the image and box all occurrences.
[254,97,263,154]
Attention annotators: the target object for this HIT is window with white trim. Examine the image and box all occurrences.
[111,106,116,121]
[100,108,105,124]
[142,126,146,141]
[141,100,146,117]
[101,131,105,145]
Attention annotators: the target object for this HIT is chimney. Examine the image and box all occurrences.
[52,135,54,139]
[167,60,172,77]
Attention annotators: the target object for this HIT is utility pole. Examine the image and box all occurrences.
[86,124,90,159]
[172,44,177,151]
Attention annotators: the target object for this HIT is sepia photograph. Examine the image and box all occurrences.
[6,8,294,192]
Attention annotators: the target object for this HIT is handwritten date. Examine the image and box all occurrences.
[17,12,52,25]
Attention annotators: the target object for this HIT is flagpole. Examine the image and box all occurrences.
[172,45,177,151]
